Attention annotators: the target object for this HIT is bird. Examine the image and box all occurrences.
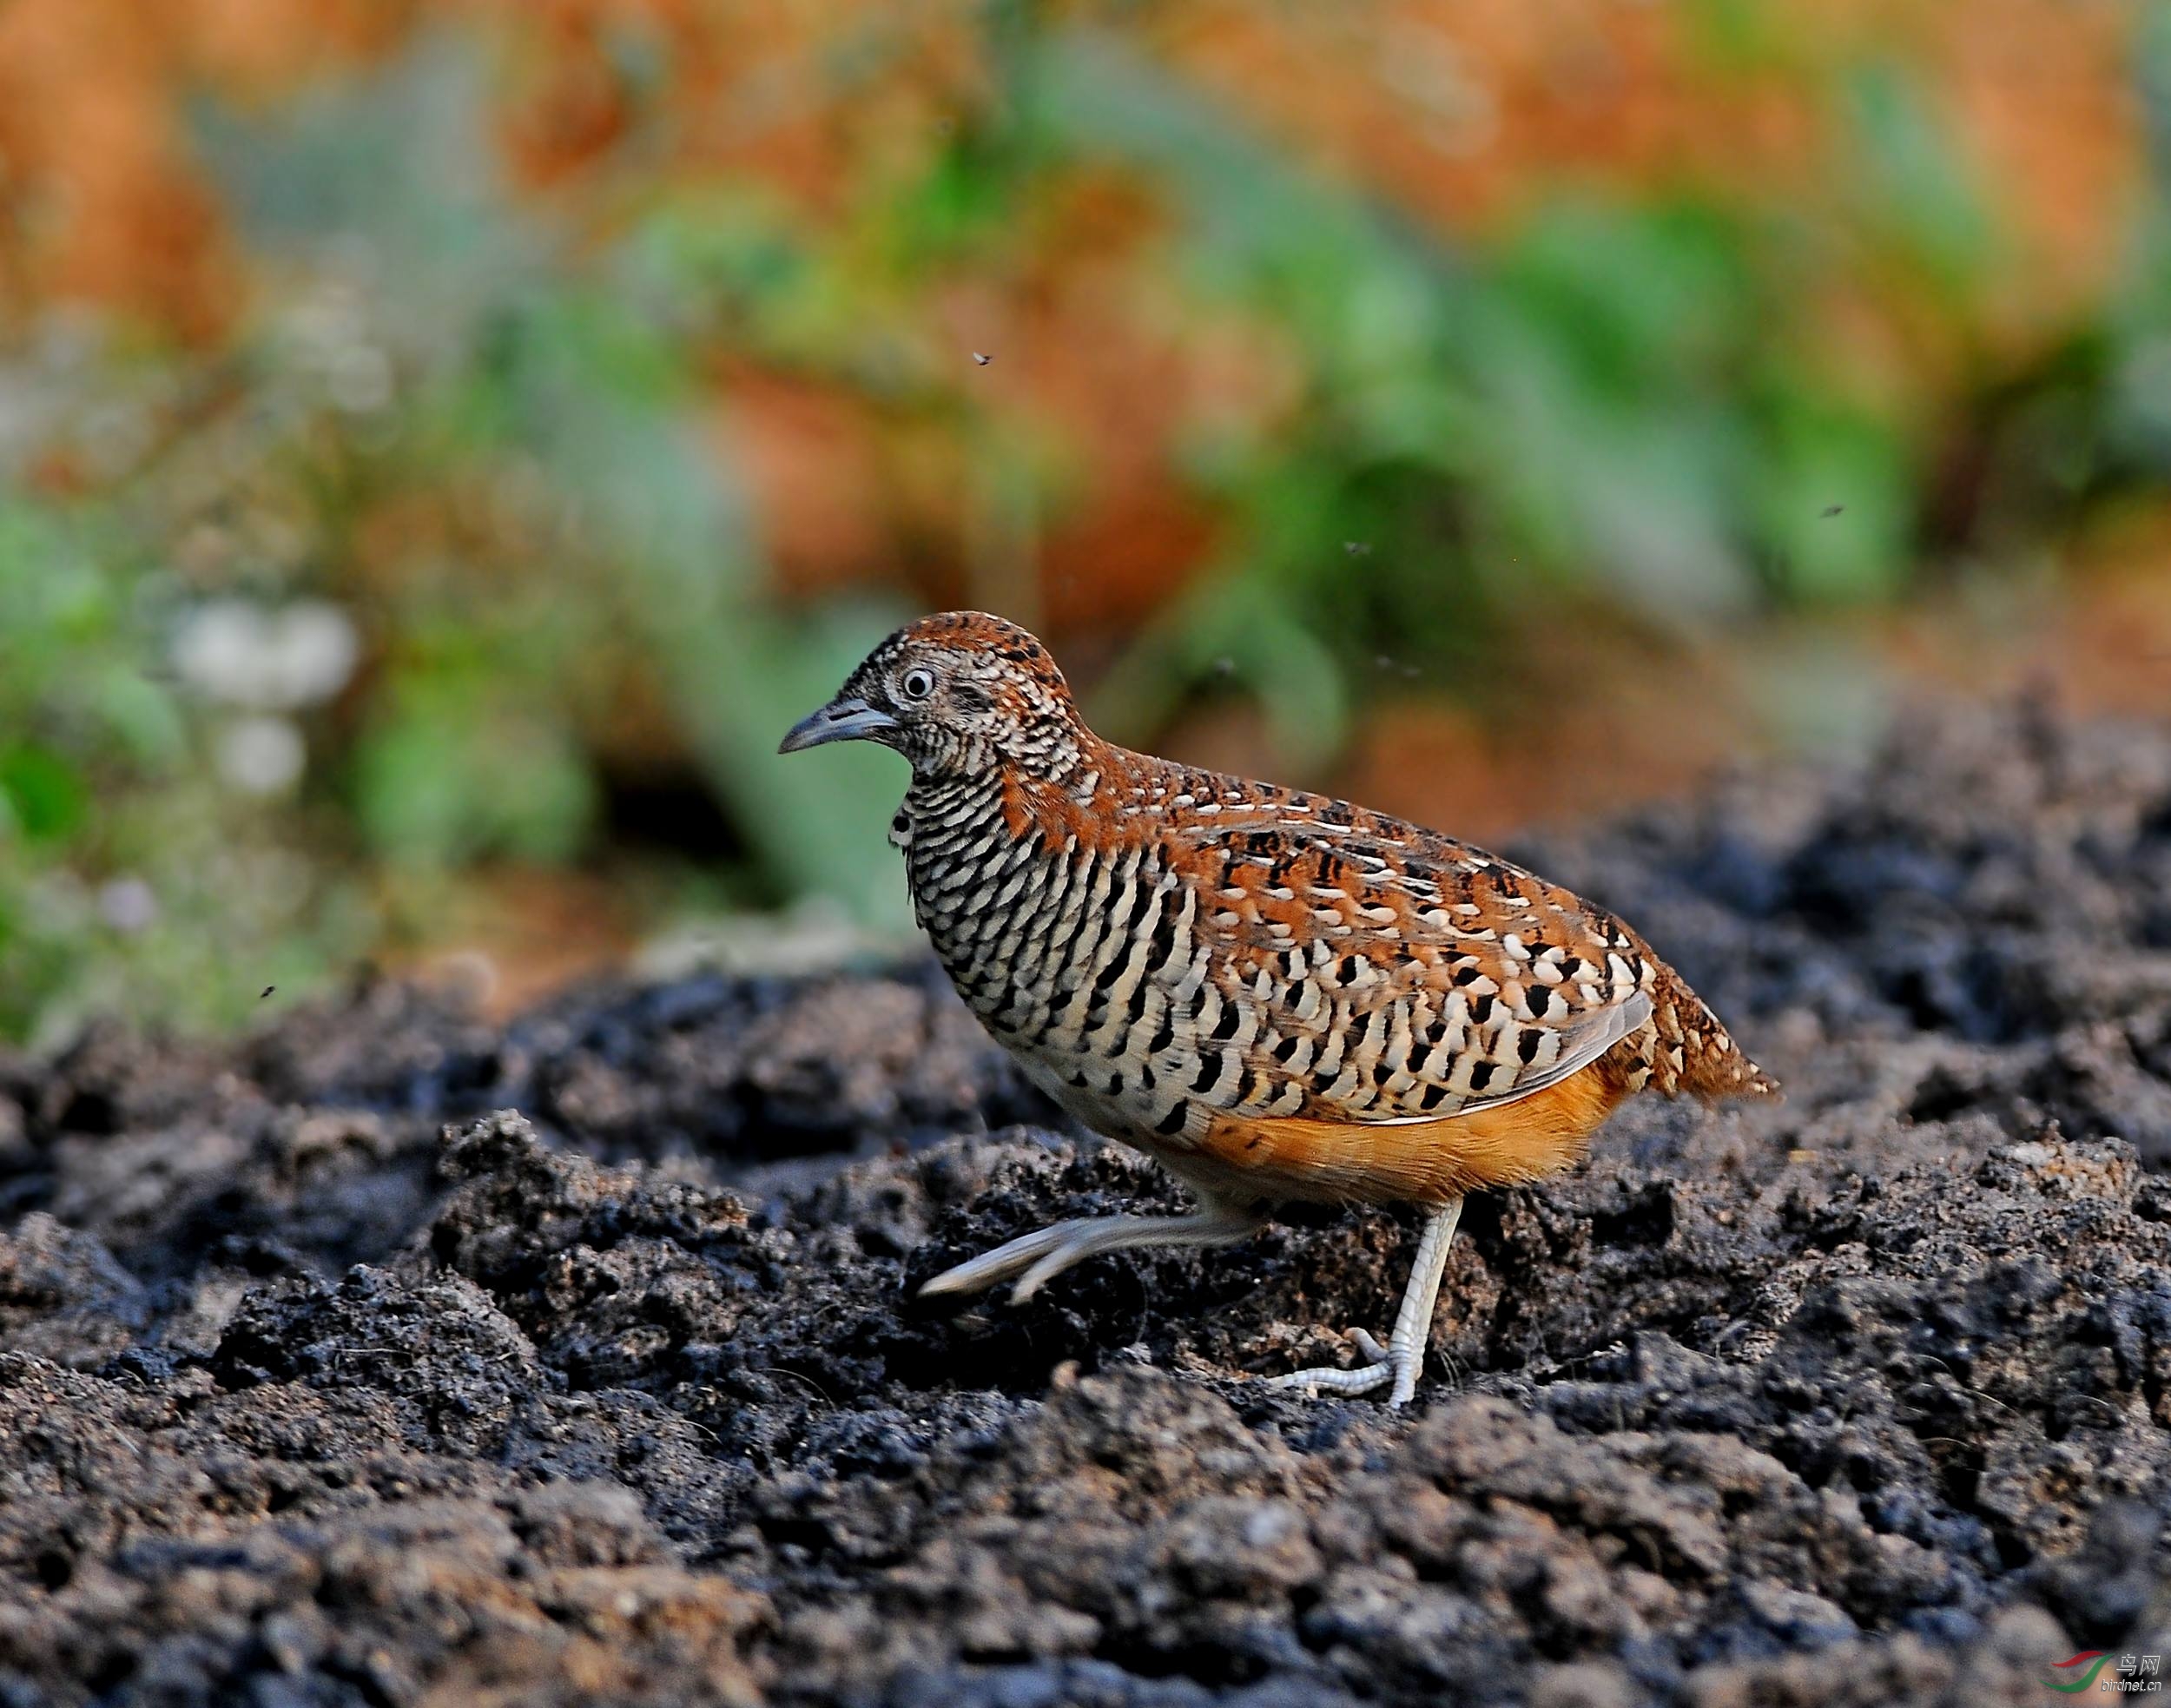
[781,611,1778,1406]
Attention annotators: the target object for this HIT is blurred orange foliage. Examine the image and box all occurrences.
[0,0,2147,630]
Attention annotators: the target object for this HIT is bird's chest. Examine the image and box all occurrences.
[898,787,1053,1006]
[896,785,1181,1134]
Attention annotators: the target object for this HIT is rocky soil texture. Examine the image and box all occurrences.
[3,704,2170,1705]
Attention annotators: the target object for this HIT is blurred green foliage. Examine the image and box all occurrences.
[0,504,355,1040]
[2,11,2169,1040]
[1049,31,1934,735]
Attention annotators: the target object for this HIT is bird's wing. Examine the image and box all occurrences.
[1152,801,1660,1128]
[1362,990,1650,1123]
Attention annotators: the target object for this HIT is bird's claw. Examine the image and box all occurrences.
[1264,1327,1413,1404]
[1346,1328,1391,1364]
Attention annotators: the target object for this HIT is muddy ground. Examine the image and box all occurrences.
[3,702,2170,1706]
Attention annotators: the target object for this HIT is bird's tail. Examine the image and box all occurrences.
[1645,966,1780,1103]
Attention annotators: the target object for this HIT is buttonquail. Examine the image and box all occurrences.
[782,612,1777,1405]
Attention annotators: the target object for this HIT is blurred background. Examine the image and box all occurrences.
[4,0,2171,1044]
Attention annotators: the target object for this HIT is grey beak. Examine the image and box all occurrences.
[779,696,898,754]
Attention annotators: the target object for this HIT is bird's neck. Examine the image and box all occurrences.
[897,733,1139,956]
[905,730,1128,845]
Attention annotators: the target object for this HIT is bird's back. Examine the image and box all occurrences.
[899,737,1774,1206]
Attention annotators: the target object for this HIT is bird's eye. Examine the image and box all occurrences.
[901,668,936,701]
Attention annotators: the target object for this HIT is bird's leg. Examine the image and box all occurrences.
[919,1204,1262,1305]
[1265,1197,1463,1408]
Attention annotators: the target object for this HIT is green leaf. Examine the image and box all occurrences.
[0,747,89,845]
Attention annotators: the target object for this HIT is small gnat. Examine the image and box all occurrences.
[172,600,359,711]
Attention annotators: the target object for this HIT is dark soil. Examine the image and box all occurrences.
[3,702,2170,1706]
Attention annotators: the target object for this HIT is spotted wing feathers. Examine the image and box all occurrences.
[1140,798,1662,1126]
[1362,989,1651,1124]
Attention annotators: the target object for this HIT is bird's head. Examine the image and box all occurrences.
[779,611,1087,781]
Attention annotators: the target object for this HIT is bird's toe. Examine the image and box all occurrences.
[1263,1328,1407,1401]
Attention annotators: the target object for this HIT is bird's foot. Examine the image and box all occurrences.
[918,1209,1259,1306]
[1264,1328,1419,1406]
[918,1218,1101,1304]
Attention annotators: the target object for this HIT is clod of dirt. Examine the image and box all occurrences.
[2,702,2170,1705]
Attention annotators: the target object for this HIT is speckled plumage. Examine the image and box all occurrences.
[783,611,1777,1404]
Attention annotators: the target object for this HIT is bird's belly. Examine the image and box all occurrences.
[997,1032,1164,1145]
[1000,1036,1402,1209]
[998,1036,1283,1213]
[1189,1065,1631,1207]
